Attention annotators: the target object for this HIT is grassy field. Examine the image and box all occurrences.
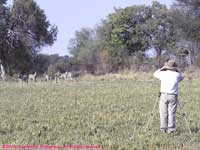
[0,73,199,149]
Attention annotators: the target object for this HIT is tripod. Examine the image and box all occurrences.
[177,100,192,135]
[144,95,192,135]
[144,95,159,132]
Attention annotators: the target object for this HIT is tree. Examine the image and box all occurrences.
[0,0,10,69]
[69,28,94,58]
[0,0,58,74]
[107,6,152,55]
[173,0,200,42]
[68,28,99,72]
[147,1,176,66]
[32,54,50,74]
[93,6,153,71]
[171,0,200,66]
[176,0,200,9]
[99,2,176,68]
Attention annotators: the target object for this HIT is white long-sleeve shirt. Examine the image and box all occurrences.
[153,69,183,95]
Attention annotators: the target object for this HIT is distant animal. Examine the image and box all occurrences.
[60,71,72,80]
[54,72,61,83]
[18,74,28,83]
[44,73,49,81]
[66,72,72,80]
[59,72,67,80]
[28,72,37,82]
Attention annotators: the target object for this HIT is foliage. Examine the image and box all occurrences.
[0,0,10,67]
[107,6,152,54]
[173,0,200,42]
[68,2,178,71]
[68,28,101,73]
[0,0,58,74]
[171,0,200,66]
[147,1,176,66]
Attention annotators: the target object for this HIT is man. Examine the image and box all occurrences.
[153,59,183,133]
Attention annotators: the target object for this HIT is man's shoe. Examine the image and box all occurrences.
[167,130,175,134]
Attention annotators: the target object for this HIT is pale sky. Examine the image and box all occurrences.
[8,0,175,56]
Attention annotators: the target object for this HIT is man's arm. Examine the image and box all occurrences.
[153,69,162,79]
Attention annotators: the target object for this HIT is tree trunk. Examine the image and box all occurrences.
[0,60,6,81]
[156,48,162,68]
[188,49,193,67]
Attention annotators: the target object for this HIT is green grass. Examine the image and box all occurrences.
[0,75,199,150]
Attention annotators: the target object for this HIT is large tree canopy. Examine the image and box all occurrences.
[171,0,200,66]
[173,0,200,42]
[0,0,58,74]
[107,5,151,55]
[10,0,57,49]
[97,2,176,66]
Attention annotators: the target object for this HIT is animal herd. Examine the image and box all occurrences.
[44,71,73,83]
[0,62,80,83]
[0,71,76,83]
[16,71,73,83]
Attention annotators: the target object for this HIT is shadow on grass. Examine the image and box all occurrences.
[191,127,199,133]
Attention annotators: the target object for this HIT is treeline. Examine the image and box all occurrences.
[1,0,200,76]
[68,0,200,74]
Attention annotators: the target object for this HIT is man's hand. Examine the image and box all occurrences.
[160,66,166,71]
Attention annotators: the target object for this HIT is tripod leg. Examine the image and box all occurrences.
[144,97,159,132]
[177,100,192,135]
